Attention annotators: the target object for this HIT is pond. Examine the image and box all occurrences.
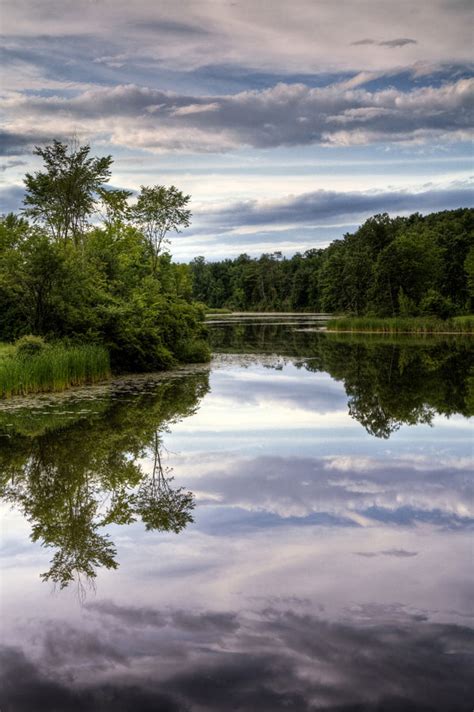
[1,316,473,710]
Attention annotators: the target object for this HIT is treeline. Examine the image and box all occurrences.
[0,141,209,372]
[190,209,474,316]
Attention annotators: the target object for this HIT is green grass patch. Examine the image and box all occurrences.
[0,343,111,398]
[0,343,15,361]
[204,307,233,315]
[328,316,474,334]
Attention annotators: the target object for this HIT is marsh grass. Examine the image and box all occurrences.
[205,307,233,315]
[328,316,474,334]
[0,343,110,398]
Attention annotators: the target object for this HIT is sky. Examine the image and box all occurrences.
[1,0,473,260]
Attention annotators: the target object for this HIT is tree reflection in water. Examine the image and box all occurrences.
[0,372,209,594]
[1,329,473,593]
[210,323,473,438]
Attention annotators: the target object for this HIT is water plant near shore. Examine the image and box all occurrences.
[0,343,110,397]
[327,316,474,334]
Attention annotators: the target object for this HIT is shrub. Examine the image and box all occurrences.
[15,334,46,358]
[419,289,456,319]
[177,339,211,363]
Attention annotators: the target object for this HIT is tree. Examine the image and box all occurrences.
[23,140,112,244]
[132,185,191,273]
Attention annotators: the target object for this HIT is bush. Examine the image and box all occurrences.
[15,334,46,358]
[177,339,212,363]
[398,288,418,317]
[419,289,456,319]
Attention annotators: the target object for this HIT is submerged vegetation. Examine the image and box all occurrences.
[0,140,210,396]
[190,208,474,318]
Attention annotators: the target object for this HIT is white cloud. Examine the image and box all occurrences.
[2,78,473,155]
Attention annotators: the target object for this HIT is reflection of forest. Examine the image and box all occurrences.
[0,373,209,591]
[1,329,472,590]
[211,324,473,437]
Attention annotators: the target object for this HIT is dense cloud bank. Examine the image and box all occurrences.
[3,78,473,155]
[2,0,473,76]
[2,603,473,711]
[182,451,474,525]
[190,181,474,235]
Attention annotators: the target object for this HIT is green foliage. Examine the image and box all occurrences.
[132,185,191,273]
[0,141,209,377]
[23,140,112,244]
[328,316,473,333]
[190,209,473,317]
[15,334,46,357]
[398,288,418,317]
[0,343,110,397]
[176,339,212,363]
[453,315,474,331]
[419,289,455,319]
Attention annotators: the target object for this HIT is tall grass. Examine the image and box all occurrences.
[0,344,110,398]
[328,316,474,334]
[205,307,233,315]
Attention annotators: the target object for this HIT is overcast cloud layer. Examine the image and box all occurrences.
[1,0,472,259]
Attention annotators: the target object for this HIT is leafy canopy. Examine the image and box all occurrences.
[23,140,113,244]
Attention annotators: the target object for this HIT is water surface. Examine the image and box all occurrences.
[1,318,473,710]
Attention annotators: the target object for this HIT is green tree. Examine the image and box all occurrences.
[23,140,112,244]
[132,185,191,273]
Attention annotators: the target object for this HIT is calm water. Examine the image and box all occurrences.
[1,318,473,711]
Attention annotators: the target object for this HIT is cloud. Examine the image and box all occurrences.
[191,180,473,234]
[0,159,27,172]
[2,77,473,154]
[380,38,418,48]
[355,549,419,558]
[174,449,474,525]
[2,604,473,710]
[86,600,239,635]
[352,37,418,48]
[351,39,377,46]
[1,0,472,78]
[0,129,61,156]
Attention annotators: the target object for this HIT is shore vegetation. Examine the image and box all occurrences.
[0,140,210,396]
[328,316,474,334]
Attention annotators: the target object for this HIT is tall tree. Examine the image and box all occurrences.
[132,185,191,273]
[23,140,112,244]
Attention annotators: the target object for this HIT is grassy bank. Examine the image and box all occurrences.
[328,316,474,334]
[0,343,110,398]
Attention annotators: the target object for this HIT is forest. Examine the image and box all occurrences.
[190,208,474,317]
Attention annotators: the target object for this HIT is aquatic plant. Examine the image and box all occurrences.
[0,343,110,397]
[327,316,474,334]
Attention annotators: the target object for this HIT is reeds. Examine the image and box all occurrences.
[328,316,474,334]
[0,343,110,398]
